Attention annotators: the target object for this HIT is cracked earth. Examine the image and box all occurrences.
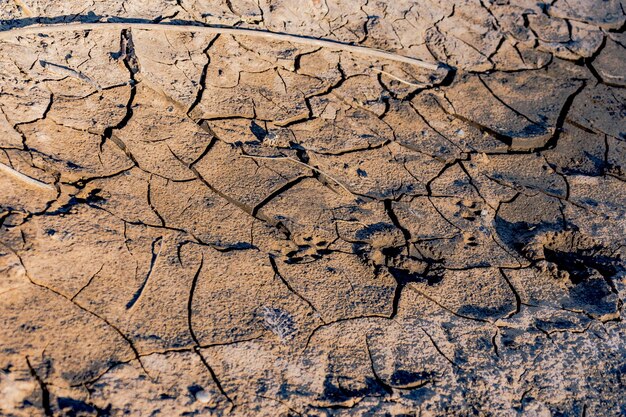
[0,1,625,416]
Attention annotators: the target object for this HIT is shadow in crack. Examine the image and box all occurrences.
[57,397,111,417]
[494,216,564,255]
[389,369,433,387]
[320,374,390,405]
[388,266,443,286]
[544,247,623,285]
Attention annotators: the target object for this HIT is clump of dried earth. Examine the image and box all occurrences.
[1,1,626,416]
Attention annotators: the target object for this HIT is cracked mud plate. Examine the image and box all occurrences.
[1,1,626,416]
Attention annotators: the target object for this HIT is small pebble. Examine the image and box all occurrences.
[195,390,212,404]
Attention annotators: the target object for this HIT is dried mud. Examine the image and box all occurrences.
[0,1,625,416]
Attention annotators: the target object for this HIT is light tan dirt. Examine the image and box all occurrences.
[1,1,625,416]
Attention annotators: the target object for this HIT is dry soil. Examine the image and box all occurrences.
[1,1,625,416]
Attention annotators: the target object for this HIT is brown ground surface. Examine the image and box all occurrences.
[1,1,625,416]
